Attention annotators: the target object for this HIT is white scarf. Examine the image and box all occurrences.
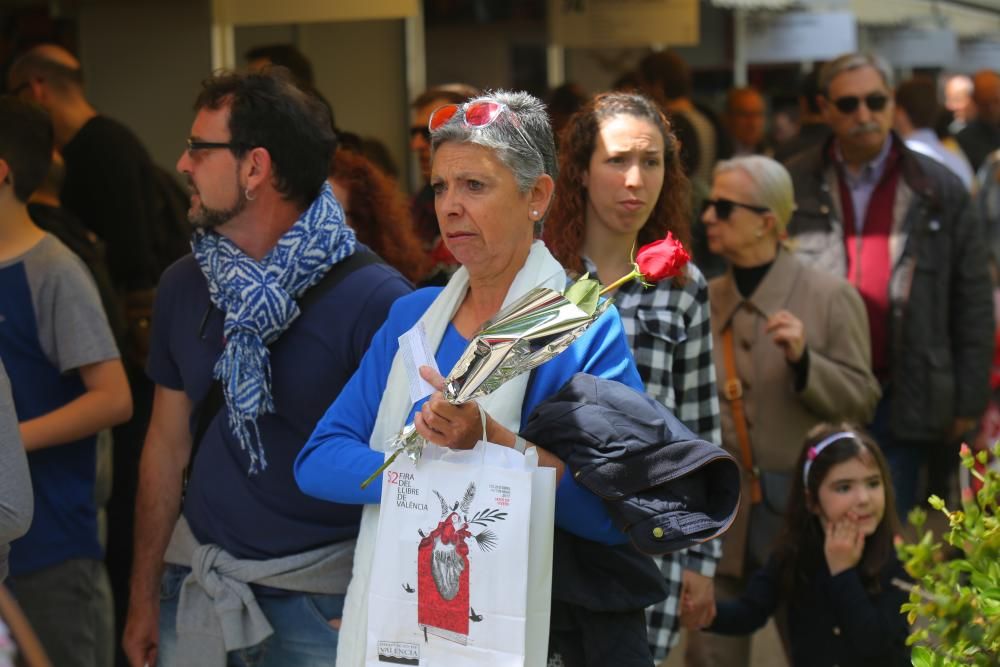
[336,240,565,666]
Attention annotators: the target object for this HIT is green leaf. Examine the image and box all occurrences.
[910,645,934,667]
[563,274,601,316]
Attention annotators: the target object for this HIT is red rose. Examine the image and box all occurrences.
[635,232,691,282]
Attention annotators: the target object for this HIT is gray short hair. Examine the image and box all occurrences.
[430,90,556,232]
[819,53,894,97]
[714,156,795,236]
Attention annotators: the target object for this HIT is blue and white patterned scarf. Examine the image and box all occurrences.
[193,182,356,474]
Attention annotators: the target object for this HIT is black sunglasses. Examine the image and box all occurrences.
[831,93,889,114]
[410,126,431,141]
[701,197,769,221]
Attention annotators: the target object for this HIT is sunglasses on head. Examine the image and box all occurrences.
[701,197,769,221]
[830,93,889,114]
[428,99,540,155]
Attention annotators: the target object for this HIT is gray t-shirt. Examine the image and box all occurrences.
[0,359,32,582]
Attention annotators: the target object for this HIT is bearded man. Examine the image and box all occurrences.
[122,69,412,667]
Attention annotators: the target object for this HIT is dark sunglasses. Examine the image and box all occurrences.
[701,197,769,221]
[830,93,889,114]
[410,126,431,141]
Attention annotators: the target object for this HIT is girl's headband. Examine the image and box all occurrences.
[803,431,859,485]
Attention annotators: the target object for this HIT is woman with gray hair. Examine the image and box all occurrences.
[688,155,881,666]
[295,91,644,665]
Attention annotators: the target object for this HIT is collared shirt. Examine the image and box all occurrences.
[834,136,893,233]
[905,128,974,191]
[583,257,723,659]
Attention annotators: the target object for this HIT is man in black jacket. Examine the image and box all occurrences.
[785,52,993,517]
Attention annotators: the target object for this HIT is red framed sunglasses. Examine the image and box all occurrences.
[429,100,510,132]
[428,100,541,157]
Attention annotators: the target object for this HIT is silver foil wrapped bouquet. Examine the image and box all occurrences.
[361,233,691,489]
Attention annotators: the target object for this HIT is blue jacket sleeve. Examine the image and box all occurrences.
[535,305,644,545]
[294,300,406,505]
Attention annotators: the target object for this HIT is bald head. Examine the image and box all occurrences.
[8,44,84,97]
[972,70,1000,125]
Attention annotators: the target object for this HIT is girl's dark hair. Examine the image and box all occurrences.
[773,422,901,601]
[544,91,691,278]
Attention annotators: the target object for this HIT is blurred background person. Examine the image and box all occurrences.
[894,77,974,191]
[957,70,1000,172]
[638,50,730,184]
[547,81,588,144]
[944,73,975,135]
[774,68,830,164]
[723,87,769,157]
[329,149,427,283]
[544,91,722,664]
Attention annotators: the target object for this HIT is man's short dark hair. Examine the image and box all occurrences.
[194,68,337,208]
[7,50,83,95]
[895,77,939,130]
[638,50,692,100]
[800,67,823,114]
[244,44,314,86]
[0,98,53,202]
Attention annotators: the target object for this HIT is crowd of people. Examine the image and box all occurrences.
[0,38,998,667]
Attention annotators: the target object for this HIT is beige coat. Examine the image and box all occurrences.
[711,248,881,577]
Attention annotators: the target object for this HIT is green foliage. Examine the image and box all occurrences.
[896,442,1000,666]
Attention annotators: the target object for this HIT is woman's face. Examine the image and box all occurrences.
[812,455,886,537]
[702,168,771,265]
[582,114,665,241]
[431,141,540,277]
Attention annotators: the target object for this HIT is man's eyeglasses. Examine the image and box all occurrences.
[701,197,769,221]
[428,100,540,157]
[830,93,889,115]
[186,139,243,156]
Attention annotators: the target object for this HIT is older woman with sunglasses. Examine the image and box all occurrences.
[686,155,881,667]
[544,91,722,663]
[294,91,643,666]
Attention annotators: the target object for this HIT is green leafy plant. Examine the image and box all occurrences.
[895,442,1000,666]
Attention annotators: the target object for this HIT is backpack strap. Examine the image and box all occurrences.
[182,249,384,500]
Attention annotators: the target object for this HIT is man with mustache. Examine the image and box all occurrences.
[784,53,993,519]
[122,69,411,667]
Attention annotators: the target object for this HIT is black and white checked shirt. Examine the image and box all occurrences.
[585,258,723,662]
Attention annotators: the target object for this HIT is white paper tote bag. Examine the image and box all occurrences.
[366,442,555,667]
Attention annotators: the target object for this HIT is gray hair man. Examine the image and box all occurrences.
[784,52,993,519]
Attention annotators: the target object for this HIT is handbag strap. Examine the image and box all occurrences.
[721,326,762,504]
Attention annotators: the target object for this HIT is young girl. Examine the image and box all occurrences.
[706,423,910,666]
